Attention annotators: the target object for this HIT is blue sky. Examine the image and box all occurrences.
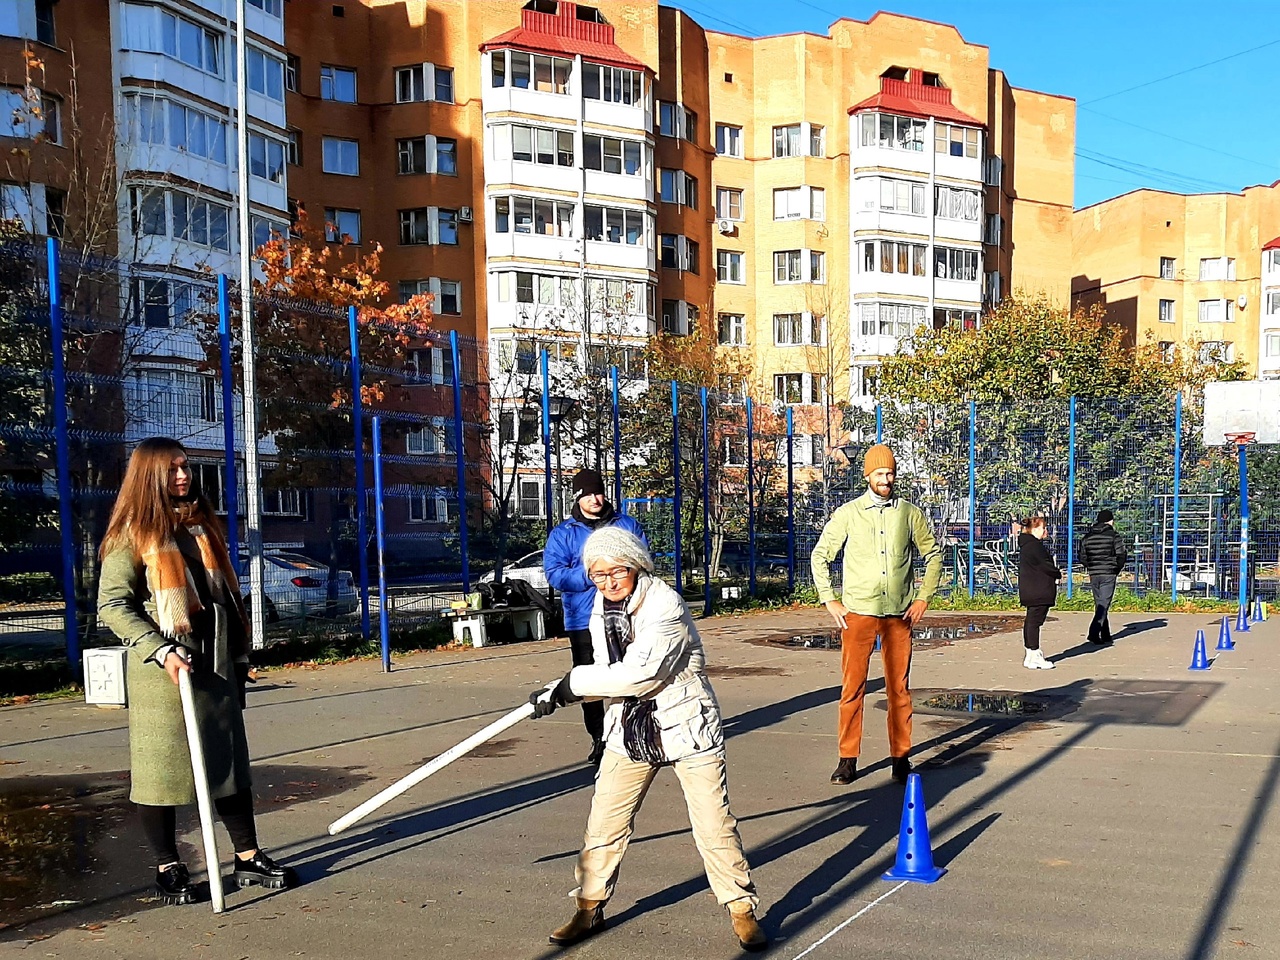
[667,0,1280,209]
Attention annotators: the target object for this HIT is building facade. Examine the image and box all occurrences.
[1072,184,1280,379]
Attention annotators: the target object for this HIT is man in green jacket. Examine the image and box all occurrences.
[810,444,942,786]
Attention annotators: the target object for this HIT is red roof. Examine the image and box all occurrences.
[480,3,647,72]
[1264,236,1280,251]
[848,76,982,126]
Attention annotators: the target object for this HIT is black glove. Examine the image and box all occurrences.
[529,673,579,718]
[234,662,253,709]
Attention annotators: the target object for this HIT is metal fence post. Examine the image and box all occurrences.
[1066,395,1077,600]
[371,417,391,672]
[671,380,682,594]
[541,348,552,535]
[968,399,976,599]
[46,238,79,672]
[700,386,712,615]
[786,405,795,593]
[217,275,239,564]
[450,331,470,594]
[875,403,883,444]
[611,365,622,507]
[347,306,370,641]
[1238,440,1251,619]
[1171,391,1183,601]
[746,396,757,597]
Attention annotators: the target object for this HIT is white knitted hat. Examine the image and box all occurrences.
[581,525,654,574]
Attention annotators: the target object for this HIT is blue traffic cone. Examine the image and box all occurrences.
[874,633,882,652]
[1237,604,1251,634]
[1216,616,1234,652]
[1253,598,1265,623]
[1189,629,1210,671]
[882,773,946,884]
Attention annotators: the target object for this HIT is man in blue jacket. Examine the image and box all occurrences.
[543,468,647,766]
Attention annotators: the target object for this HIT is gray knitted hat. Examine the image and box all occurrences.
[581,525,654,574]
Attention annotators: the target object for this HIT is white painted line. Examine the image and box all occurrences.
[792,881,909,959]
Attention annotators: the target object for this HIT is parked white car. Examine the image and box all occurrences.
[239,551,358,622]
[477,550,550,592]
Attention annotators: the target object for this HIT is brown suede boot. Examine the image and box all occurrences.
[549,898,606,946]
[728,900,768,951]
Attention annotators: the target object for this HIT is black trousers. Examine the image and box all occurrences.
[1023,605,1050,651]
[137,788,259,864]
[567,628,604,741]
[1088,575,1117,642]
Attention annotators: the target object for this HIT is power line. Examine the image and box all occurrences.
[1076,149,1239,193]
[670,1,764,35]
[1079,106,1277,172]
[1082,37,1280,105]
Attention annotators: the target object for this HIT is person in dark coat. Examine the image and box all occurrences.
[97,438,297,905]
[1017,514,1061,669]
[1080,509,1128,645]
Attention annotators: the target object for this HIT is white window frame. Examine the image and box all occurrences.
[323,207,361,243]
[715,123,742,157]
[659,169,698,208]
[859,112,926,152]
[1198,257,1236,281]
[658,101,696,141]
[394,62,455,104]
[322,136,359,176]
[320,64,357,102]
[717,312,745,346]
[934,184,981,221]
[715,186,743,220]
[716,250,744,284]
[1159,299,1176,323]
[1197,299,1234,323]
[1159,256,1177,280]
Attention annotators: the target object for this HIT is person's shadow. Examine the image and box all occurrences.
[1051,618,1168,663]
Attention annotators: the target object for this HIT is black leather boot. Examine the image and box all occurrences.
[830,757,858,785]
[891,756,913,784]
[587,738,606,767]
[155,863,197,905]
[233,851,299,890]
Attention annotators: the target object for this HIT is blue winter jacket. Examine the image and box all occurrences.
[544,511,648,631]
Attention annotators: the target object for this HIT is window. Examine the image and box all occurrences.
[120,5,222,74]
[247,48,284,100]
[985,270,1002,305]
[398,136,427,174]
[716,124,742,158]
[716,251,743,284]
[724,436,747,467]
[773,124,801,158]
[400,280,462,316]
[850,364,878,398]
[408,488,452,523]
[406,422,454,455]
[658,102,695,141]
[38,96,59,144]
[166,100,227,163]
[860,239,926,276]
[395,62,454,103]
[859,112,926,152]
[260,483,304,518]
[320,64,357,102]
[718,313,745,346]
[400,208,430,245]
[715,187,742,220]
[251,216,284,250]
[248,133,285,183]
[324,207,361,243]
[773,313,824,346]
[984,214,1003,246]
[126,369,209,425]
[1266,250,1280,273]
[659,170,698,208]
[170,193,230,250]
[933,308,978,331]
[772,373,824,405]
[934,246,980,282]
[773,250,825,284]
[519,479,544,518]
[582,63,643,104]
[583,135,643,175]
[36,0,56,45]
[1159,299,1176,323]
[1160,257,1177,279]
[45,187,64,237]
[511,124,575,166]
[984,155,1003,187]
[934,122,980,159]
[286,129,301,165]
[1197,299,1234,323]
[1199,257,1236,281]
[857,302,927,339]
[507,51,571,94]
[496,196,575,237]
[585,205,645,245]
[133,277,200,328]
[1158,341,1176,363]
[438,208,458,245]
[1265,333,1280,357]
[774,186,825,220]
[435,67,453,103]
[1266,291,1280,315]
[878,179,926,215]
[285,54,299,92]
[934,185,980,221]
[1198,341,1233,363]
[248,0,283,16]
[660,235,698,273]
[322,137,359,175]
[132,187,166,237]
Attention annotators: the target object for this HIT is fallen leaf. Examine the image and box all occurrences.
[1039,858,1071,867]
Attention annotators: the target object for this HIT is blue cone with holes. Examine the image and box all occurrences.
[883,772,945,883]
[1189,629,1210,671]
[1237,604,1251,634]
[1216,616,1234,652]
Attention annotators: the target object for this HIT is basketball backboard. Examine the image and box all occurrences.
[1202,381,1280,445]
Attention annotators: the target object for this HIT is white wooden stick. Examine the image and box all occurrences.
[328,701,537,836]
[178,669,225,913]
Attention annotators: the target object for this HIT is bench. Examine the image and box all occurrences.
[440,604,548,647]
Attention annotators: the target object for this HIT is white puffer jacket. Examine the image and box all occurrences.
[567,574,724,762]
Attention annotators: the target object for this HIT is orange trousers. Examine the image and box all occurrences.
[838,614,913,759]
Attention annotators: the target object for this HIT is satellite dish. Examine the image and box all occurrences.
[1237,294,1248,309]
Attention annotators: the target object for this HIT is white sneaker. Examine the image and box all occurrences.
[1023,649,1055,670]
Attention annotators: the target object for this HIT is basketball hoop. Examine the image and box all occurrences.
[1224,431,1257,446]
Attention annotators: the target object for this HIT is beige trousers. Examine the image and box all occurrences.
[571,748,759,910]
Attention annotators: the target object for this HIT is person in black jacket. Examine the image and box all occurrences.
[1080,509,1127,645]
[1017,514,1061,669]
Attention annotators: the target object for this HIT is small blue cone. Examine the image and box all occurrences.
[1216,616,1234,652]
[874,633,882,652]
[882,773,946,884]
[1189,629,1210,671]
[1253,598,1265,624]
[1237,604,1251,634]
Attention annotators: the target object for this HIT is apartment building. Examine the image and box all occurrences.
[1072,184,1280,379]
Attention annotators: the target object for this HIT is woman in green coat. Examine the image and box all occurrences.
[97,437,297,904]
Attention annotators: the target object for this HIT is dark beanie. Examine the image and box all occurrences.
[571,469,606,501]
[1097,509,1114,524]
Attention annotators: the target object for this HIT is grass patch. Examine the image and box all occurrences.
[250,618,455,669]
[0,572,59,605]
[0,658,79,703]
[924,587,1236,614]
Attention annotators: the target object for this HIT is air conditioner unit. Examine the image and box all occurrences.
[458,206,473,222]
[716,218,734,234]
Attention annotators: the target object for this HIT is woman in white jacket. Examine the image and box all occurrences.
[529,526,766,951]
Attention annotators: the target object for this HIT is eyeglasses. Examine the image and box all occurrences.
[588,567,632,585]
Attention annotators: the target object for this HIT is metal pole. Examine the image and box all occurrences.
[968,399,976,599]
[1171,392,1183,601]
[450,331,470,594]
[348,306,370,641]
[1066,395,1077,600]
[786,405,795,593]
[541,348,552,535]
[235,0,265,650]
[1238,440,1250,617]
[746,396,756,597]
[700,386,712,615]
[217,275,238,564]
[372,417,391,672]
[875,403,883,444]
[672,381,682,593]
[611,365,622,507]
[46,238,79,672]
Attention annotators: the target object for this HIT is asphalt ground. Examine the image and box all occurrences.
[2,607,1278,959]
